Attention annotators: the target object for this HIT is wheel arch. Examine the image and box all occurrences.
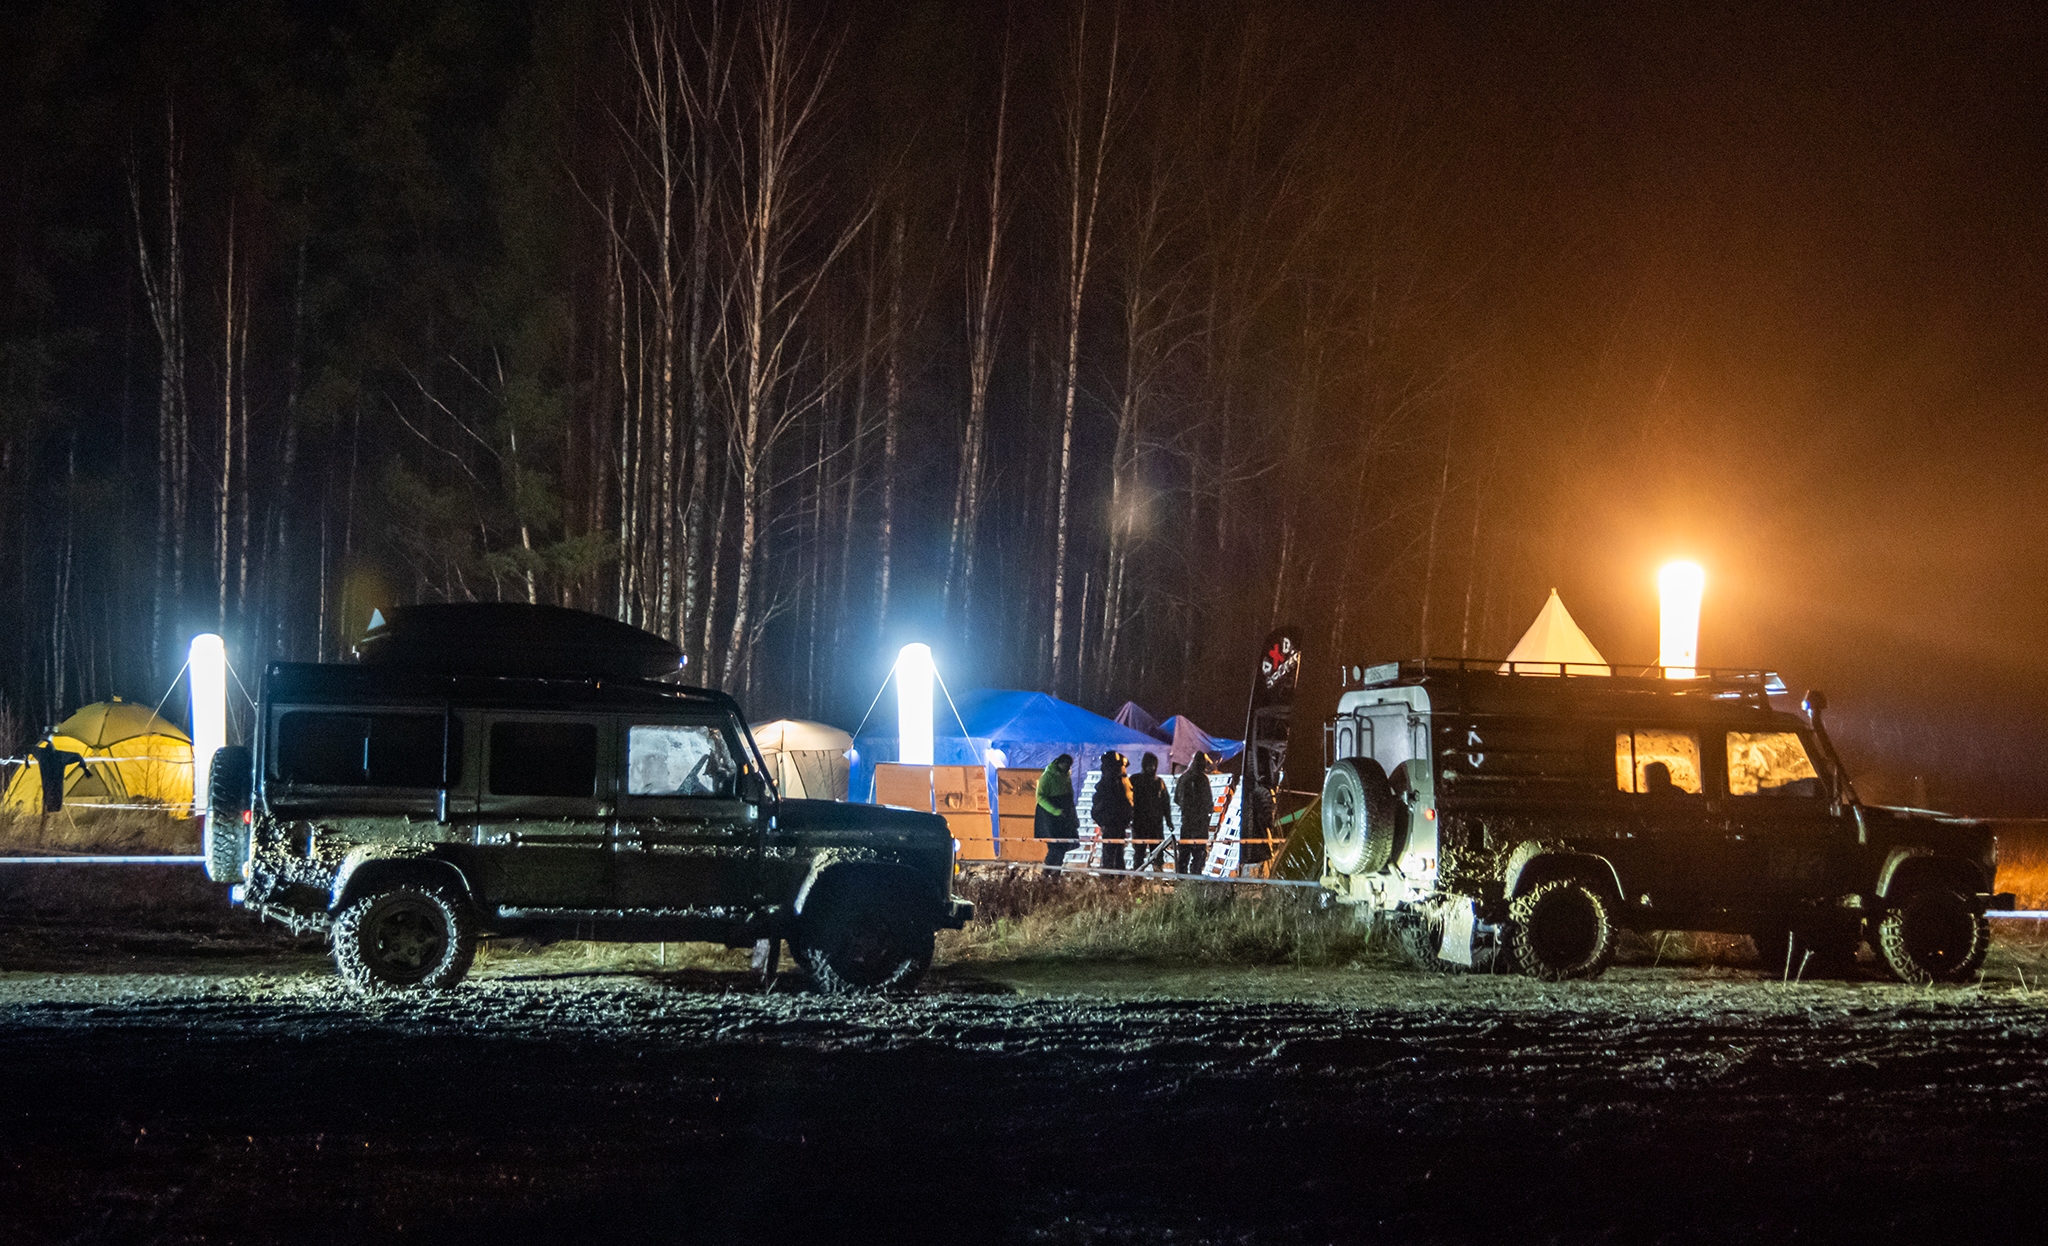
[1504,841,1624,904]
[332,848,477,913]
[794,854,932,921]
[1876,849,1988,903]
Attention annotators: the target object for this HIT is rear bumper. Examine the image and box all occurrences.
[941,896,975,929]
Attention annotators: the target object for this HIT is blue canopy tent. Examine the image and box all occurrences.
[852,689,1165,805]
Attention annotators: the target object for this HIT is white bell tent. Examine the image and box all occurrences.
[1499,590,1610,675]
[750,719,853,800]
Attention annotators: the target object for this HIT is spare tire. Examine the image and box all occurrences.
[1321,759,1402,875]
[203,745,253,883]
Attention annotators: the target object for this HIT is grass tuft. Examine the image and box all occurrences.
[941,867,1383,967]
[0,806,199,856]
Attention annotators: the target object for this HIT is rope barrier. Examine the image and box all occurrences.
[961,858,1323,887]
[0,855,204,866]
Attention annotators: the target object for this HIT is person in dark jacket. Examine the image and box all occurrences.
[31,738,84,815]
[1091,751,1134,869]
[1033,754,1079,869]
[1130,752,1171,871]
[1174,752,1214,875]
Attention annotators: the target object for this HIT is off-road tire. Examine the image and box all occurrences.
[1506,878,1617,981]
[1400,914,1466,975]
[1755,923,1862,980]
[796,885,934,994]
[332,884,477,990]
[1876,887,1990,984]
[1321,759,1401,876]
[202,745,253,884]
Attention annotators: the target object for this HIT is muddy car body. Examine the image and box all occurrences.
[1319,659,2011,982]
[202,605,970,991]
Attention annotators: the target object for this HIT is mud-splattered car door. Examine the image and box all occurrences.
[470,715,614,913]
[1716,728,1849,903]
[1612,725,1726,909]
[610,717,758,915]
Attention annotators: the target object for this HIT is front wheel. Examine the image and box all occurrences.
[796,886,933,994]
[332,885,477,990]
[1506,878,1617,981]
[1877,888,1989,984]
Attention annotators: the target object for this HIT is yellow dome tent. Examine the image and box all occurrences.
[2,699,194,813]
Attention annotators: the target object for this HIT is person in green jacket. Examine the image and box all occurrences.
[1033,754,1079,869]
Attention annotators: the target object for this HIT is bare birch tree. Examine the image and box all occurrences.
[1049,0,1120,693]
[130,105,188,682]
[943,35,1011,633]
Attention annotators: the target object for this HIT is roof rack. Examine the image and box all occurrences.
[1339,657,1789,702]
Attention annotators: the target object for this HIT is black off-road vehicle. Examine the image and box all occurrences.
[202,604,971,992]
[1319,659,2012,983]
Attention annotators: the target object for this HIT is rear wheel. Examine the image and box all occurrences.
[1506,878,1617,981]
[796,884,933,994]
[1877,887,1989,984]
[332,884,477,990]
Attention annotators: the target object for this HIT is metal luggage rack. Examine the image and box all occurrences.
[1339,657,1790,701]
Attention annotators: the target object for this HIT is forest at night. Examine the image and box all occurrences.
[5,0,2046,811]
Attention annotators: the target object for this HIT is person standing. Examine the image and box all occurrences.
[1091,751,1134,869]
[1033,754,1080,870]
[1174,752,1215,875]
[1129,752,1171,872]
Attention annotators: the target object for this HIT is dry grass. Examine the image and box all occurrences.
[1995,823,2048,910]
[0,807,199,856]
[472,938,751,976]
[940,867,1384,967]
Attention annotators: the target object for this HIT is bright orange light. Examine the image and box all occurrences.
[1657,561,1705,678]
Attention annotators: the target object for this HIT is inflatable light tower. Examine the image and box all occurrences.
[1657,561,1704,679]
[189,633,228,809]
[896,643,935,766]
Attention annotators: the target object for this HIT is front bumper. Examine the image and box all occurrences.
[941,896,976,929]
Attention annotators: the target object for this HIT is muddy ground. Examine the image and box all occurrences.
[5,881,2048,1243]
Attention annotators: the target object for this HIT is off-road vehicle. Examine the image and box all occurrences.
[202,604,971,991]
[1319,658,2012,983]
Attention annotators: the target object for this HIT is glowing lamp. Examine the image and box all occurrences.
[1657,561,1705,678]
[896,643,935,766]
[189,633,228,809]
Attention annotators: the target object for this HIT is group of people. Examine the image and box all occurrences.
[1031,749,1218,874]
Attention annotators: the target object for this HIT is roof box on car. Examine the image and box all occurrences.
[354,603,682,680]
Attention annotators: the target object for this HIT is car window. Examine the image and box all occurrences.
[627,723,737,797]
[1614,729,1702,794]
[1727,731,1822,797]
[489,721,599,797]
[277,711,459,788]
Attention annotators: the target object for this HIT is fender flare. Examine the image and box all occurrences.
[331,846,476,913]
[1875,848,1986,901]
[1503,840,1625,903]
[794,853,929,921]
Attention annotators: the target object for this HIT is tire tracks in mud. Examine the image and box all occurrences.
[6,971,2048,1243]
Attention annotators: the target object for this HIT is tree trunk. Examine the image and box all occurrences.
[1050,4,1119,696]
[945,40,1010,634]
[876,210,903,638]
[131,107,188,685]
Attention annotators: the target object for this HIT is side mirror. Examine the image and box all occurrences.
[1803,688,1827,716]
[738,771,768,805]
